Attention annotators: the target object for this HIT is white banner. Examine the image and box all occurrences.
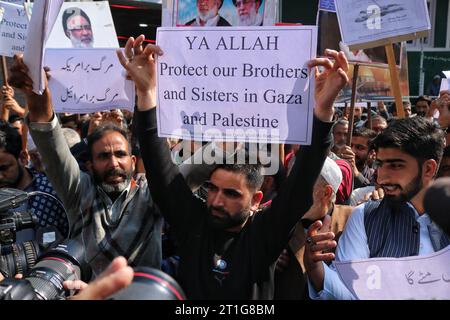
[46,1,119,49]
[0,1,28,57]
[45,48,135,113]
[156,26,317,144]
[335,0,431,50]
[440,71,450,92]
[335,246,450,300]
[23,0,63,94]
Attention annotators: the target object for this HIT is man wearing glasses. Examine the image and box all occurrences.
[62,7,94,48]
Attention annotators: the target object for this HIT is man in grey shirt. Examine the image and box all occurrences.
[9,56,163,278]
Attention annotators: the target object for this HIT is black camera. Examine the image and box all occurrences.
[0,188,63,278]
[111,267,186,300]
[0,239,91,300]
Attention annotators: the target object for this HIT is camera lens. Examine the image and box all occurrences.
[0,241,39,278]
[111,267,186,300]
[23,240,90,300]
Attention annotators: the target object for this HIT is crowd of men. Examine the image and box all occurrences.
[0,28,449,299]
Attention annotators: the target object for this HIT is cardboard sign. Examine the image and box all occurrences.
[335,0,431,50]
[45,48,135,113]
[46,1,118,49]
[335,246,450,300]
[440,71,450,92]
[23,0,63,94]
[0,1,28,57]
[156,26,316,144]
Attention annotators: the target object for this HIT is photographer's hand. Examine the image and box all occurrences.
[66,256,133,300]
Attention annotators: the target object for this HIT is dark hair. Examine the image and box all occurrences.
[86,124,130,160]
[332,119,349,133]
[62,7,91,35]
[371,117,445,164]
[211,163,264,191]
[416,95,431,107]
[443,145,450,158]
[353,127,377,140]
[0,120,22,158]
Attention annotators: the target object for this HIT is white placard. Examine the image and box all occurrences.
[156,26,316,144]
[46,1,118,49]
[335,0,431,50]
[23,0,63,95]
[335,246,450,300]
[440,71,450,92]
[0,1,28,57]
[45,48,135,113]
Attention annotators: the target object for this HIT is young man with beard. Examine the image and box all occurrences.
[304,116,449,299]
[185,0,231,27]
[8,56,163,278]
[117,35,349,299]
[0,122,68,249]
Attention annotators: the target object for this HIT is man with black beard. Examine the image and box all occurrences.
[185,0,231,26]
[335,127,377,189]
[8,56,163,278]
[304,116,450,299]
[117,35,350,299]
[0,122,68,250]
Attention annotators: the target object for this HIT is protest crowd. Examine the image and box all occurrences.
[0,0,449,301]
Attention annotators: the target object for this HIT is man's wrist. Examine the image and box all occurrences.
[136,89,156,111]
[314,106,334,123]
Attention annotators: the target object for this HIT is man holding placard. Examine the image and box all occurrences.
[117,34,349,299]
[8,55,164,278]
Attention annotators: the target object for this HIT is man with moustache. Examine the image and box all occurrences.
[304,116,450,299]
[0,122,68,267]
[185,0,231,26]
[62,7,94,48]
[116,35,350,299]
[233,0,263,26]
[8,57,163,278]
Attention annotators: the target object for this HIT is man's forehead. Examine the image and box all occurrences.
[0,149,17,161]
[210,169,247,189]
[377,147,412,160]
[67,15,88,26]
[92,132,129,150]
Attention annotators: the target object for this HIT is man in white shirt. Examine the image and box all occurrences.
[303,116,449,299]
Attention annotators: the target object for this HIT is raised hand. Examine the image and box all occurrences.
[303,215,336,291]
[8,54,53,122]
[308,49,349,122]
[116,35,163,110]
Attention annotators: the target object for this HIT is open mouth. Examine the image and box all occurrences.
[382,185,401,194]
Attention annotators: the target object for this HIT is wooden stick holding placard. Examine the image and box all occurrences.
[1,56,10,121]
[346,64,360,146]
[367,101,372,130]
[385,44,405,118]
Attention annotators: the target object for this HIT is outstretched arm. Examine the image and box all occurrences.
[117,36,204,236]
[250,49,349,265]
[8,55,85,227]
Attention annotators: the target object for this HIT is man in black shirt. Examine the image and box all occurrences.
[118,35,349,299]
